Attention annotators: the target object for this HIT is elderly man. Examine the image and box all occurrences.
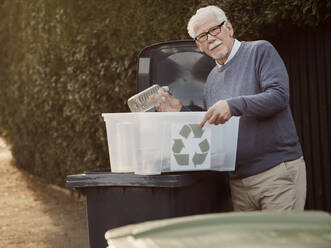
[156,6,306,211]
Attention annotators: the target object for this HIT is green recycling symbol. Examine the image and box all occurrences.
[172,124,210,167]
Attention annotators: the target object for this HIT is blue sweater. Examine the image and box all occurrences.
[203,40,302,179]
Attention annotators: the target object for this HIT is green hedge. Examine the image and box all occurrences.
[0,0,329,186]
[0,0,197,185]
[206,0,331,39]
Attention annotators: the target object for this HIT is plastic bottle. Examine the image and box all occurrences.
[127,84,169,112]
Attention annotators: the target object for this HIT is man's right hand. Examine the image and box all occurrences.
[152,92,182,112]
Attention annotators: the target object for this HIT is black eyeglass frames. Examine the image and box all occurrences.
[194,21,225,43]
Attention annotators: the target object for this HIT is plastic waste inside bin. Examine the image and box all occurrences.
[105,211,331,248]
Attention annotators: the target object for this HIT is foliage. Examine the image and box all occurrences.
[199,0,331,39]
[0,0,329,185]
[0,0,195,185]
[227,0,330,39]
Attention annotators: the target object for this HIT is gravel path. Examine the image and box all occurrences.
[0,138,89,248]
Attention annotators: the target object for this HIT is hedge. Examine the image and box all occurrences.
[0,0,329,186]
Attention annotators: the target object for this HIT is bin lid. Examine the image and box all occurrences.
[66,170,225,188]
[137,40,215,110]
[105,211,331,248]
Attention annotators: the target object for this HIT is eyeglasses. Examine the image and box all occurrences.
[194,21,225,43]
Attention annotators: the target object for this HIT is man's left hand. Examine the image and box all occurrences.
[200,100,232,128]
[153,92,182,112]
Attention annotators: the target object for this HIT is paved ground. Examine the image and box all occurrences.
[0,138,89,248]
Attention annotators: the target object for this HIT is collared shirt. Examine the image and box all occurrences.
[216,39,241,67]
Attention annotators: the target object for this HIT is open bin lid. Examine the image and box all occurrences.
[66,170,226,188]
[137,40,215,110]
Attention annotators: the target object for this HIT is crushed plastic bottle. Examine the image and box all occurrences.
[127,84,169,112]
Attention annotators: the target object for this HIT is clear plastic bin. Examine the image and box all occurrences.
[102,112,239,175]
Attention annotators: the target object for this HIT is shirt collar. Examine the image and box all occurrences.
[216,39,241,68]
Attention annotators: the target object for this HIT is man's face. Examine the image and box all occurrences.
[194,14,234,63]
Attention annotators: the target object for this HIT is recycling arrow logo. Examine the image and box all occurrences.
[171,123,210,168]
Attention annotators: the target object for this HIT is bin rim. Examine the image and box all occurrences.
[66,170,226,189]
[137,39,197,58]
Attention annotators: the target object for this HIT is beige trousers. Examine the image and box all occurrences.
[230,157,307,211]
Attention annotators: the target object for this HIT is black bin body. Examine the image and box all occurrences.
[66,41,231,248]
[66,170,231,248]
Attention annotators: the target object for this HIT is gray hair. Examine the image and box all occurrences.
[187,6,228,39]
